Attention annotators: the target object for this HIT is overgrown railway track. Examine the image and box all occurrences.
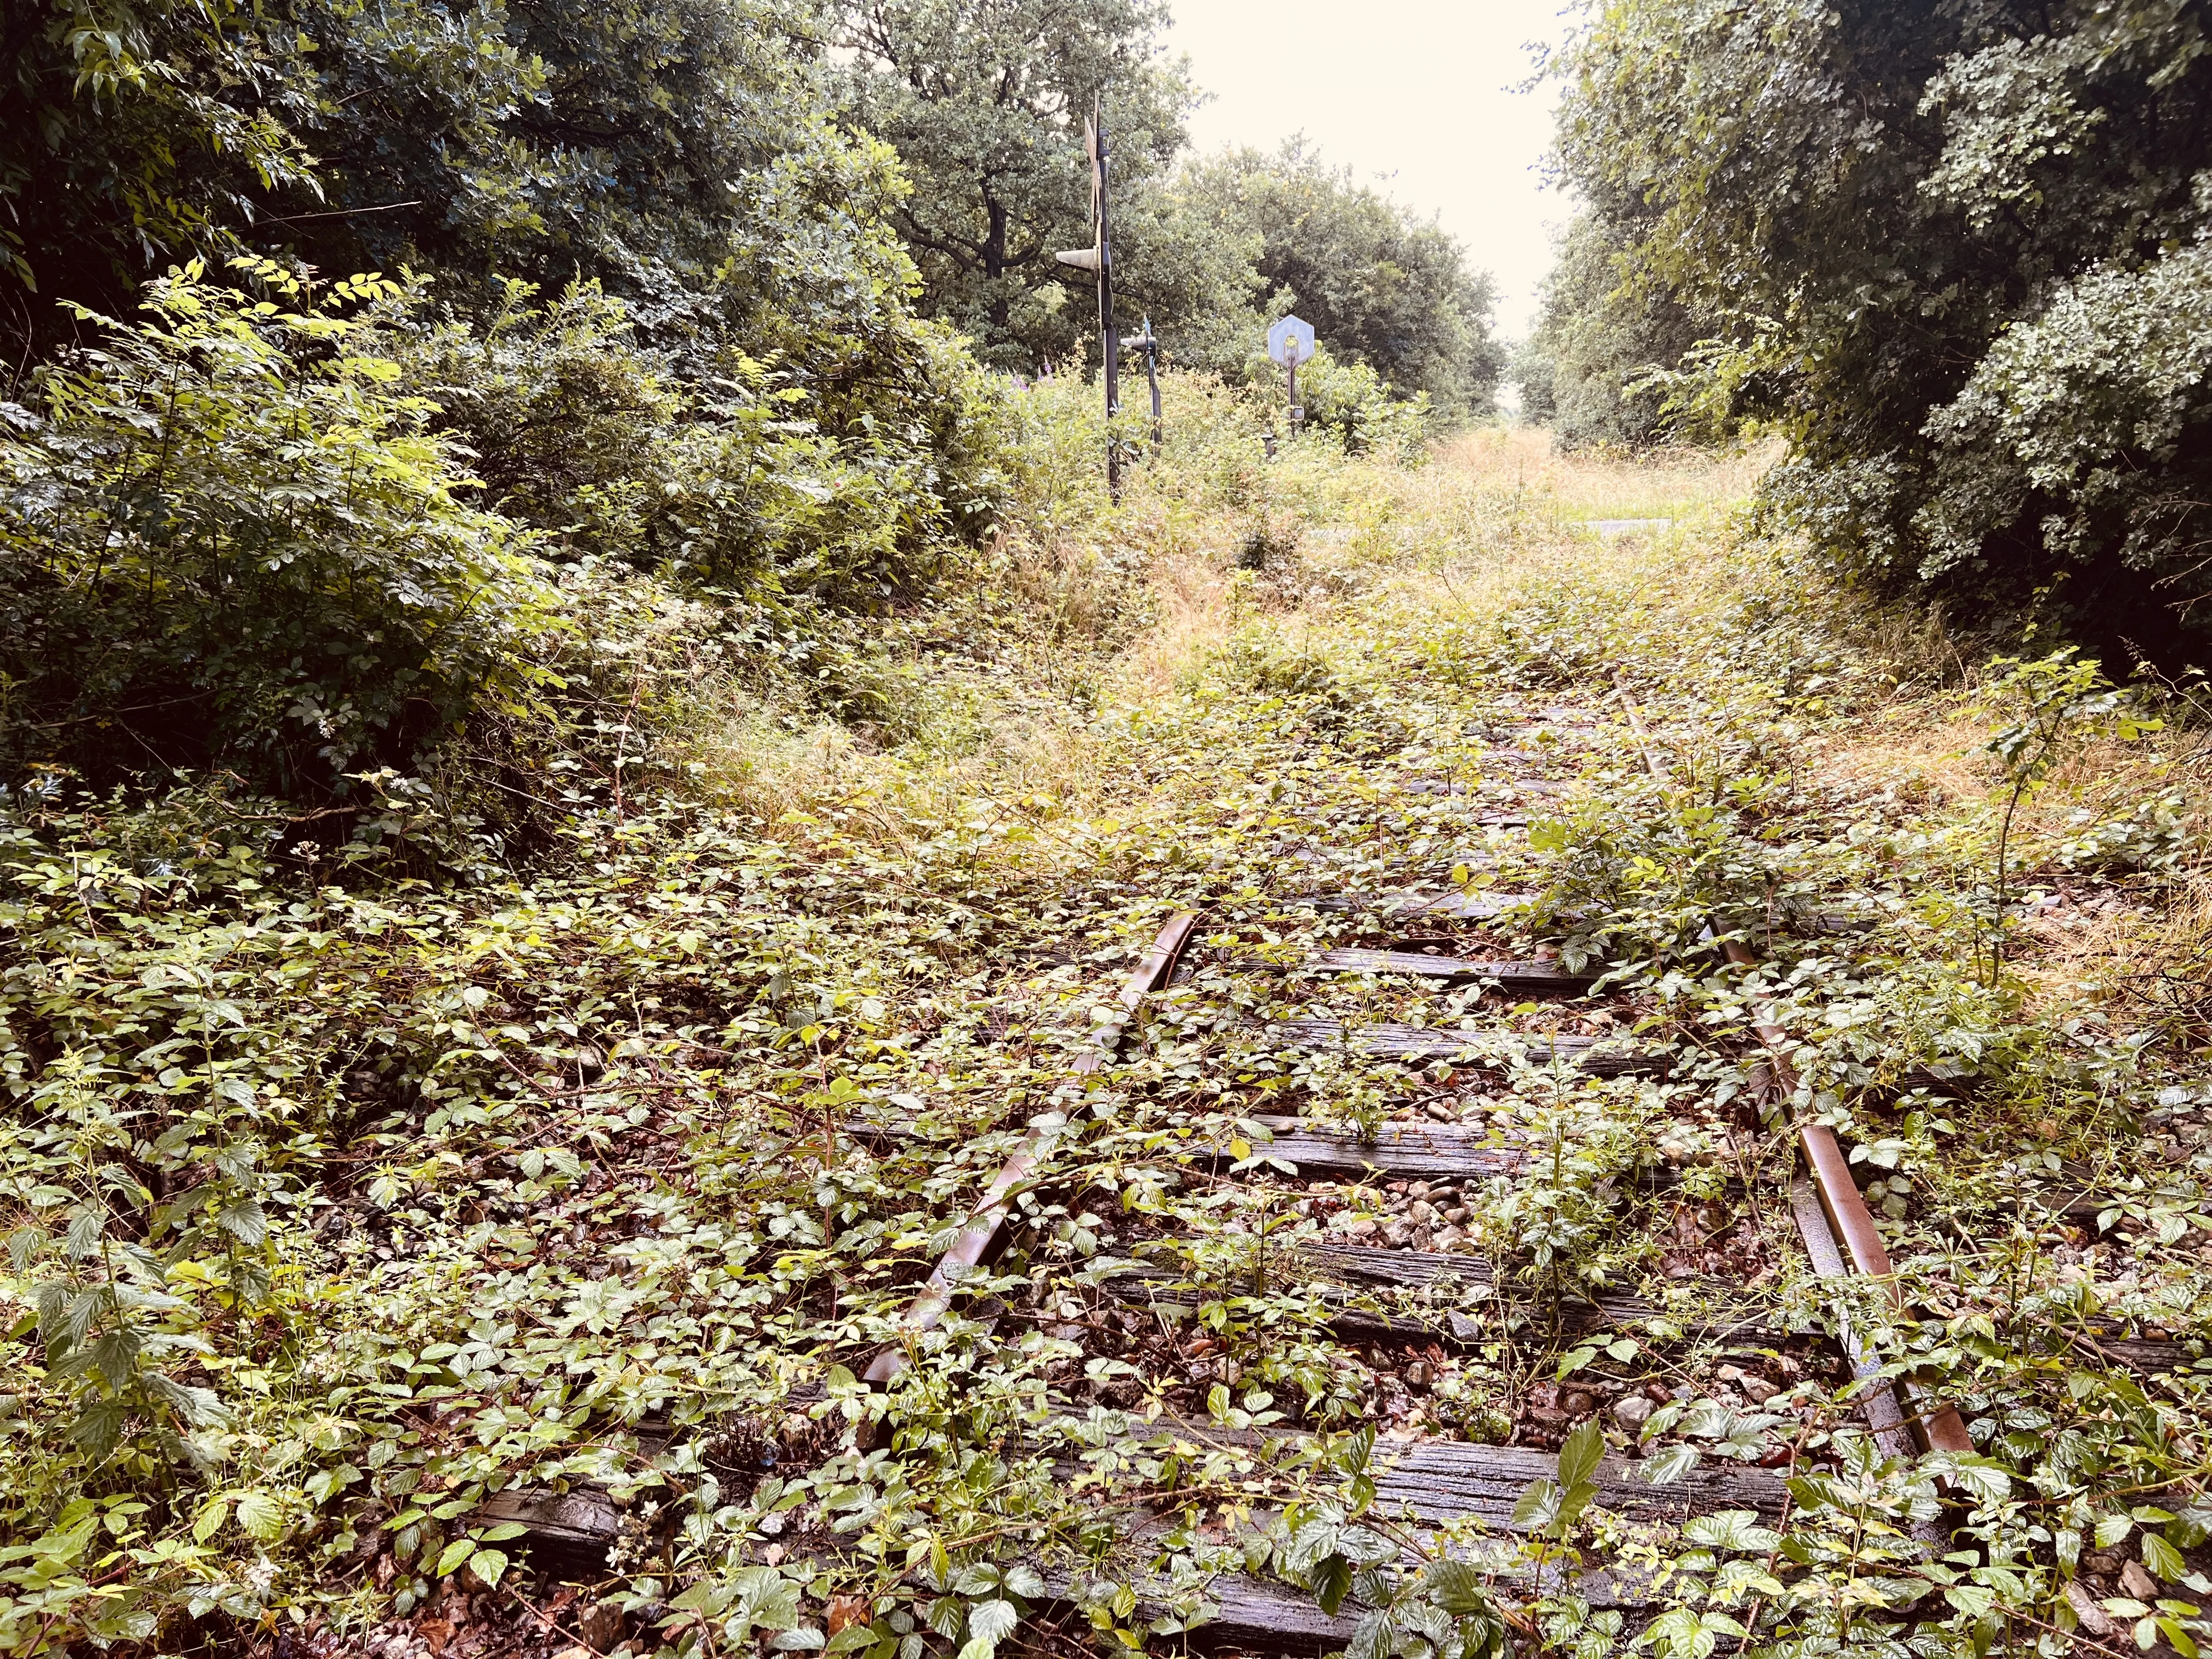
[465,689,2203,1656]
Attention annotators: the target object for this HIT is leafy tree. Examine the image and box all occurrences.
[827,0,1229,371]
[1511,337,1557,427]
[1521,212,1708,448]
[1176,140,1504,415]
[0,0,322,348]
[1553,0,2212,661]
[298,0,915,358]
[5,0,952,397]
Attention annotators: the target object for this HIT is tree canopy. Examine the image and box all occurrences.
[1176,141,1504,415]
[823,5,1502,408]
[1552,0,2212,660]
[1518,212,1709,448]
[5,0,927,368]
[828,0,1245,372]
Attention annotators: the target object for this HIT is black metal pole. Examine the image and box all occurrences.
[1144,318,1161,456]
[1096,97,1119,499]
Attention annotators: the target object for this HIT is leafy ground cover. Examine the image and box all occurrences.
[7,418,2212,1659]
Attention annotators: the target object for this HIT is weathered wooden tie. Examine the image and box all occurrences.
[1268,1019,1661,1075]
[1304,949,1585,987]
[1300,890,1534,922]
[1217,1115,1527,1181]
[1107,1239,1803,1350]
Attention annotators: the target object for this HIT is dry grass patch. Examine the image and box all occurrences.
[1431,427,1777,523]
[1805,705,1989,812]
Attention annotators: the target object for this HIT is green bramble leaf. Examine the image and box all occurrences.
[235,1490,284,1542]
[193,1497,232,1543]
[1558,1415,1606,1494]
[2143,1533,2187,1581]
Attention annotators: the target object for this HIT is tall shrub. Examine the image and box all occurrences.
[0,262,566,793]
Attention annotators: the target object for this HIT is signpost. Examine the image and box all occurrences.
[1267,314,1315,438]
[1120,316,1161,456]
[1056,96,1120,496]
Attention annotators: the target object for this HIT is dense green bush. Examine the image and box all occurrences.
[1918,233,2212,603]
[0,263,566,794]
[1553,0,2212,661]
[1280,349,1429,458]
[0,263,1040,810]
[397,280,1013,608]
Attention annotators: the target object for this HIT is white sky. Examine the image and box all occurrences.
[1163,0,1581,338]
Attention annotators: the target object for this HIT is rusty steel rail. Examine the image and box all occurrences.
[1722,938,1973,1458]
[1787,1182,1919,1462]
[861,911,1199,1391]
[1616,684,1971,1459]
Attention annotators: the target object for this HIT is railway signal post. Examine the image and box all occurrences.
[1055,95,1121,497]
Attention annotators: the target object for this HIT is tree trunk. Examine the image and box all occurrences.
[984,198,1009,337]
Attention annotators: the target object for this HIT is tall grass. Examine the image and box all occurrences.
[1434,427,1776,522]
[653,392,1791,877]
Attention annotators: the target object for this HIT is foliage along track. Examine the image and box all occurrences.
[1612,686,1976,1477]
[455,684,2117,1656]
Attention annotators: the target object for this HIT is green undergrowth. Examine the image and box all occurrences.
[9,428,2212,1659]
